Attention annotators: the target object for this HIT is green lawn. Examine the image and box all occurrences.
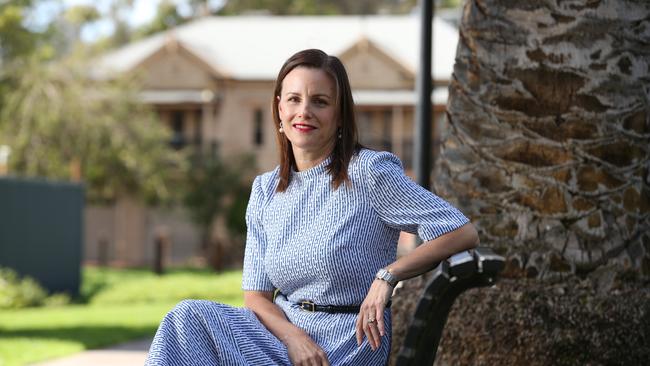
[0,267,244,366]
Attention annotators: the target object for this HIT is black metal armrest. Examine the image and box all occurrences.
[395,247,505,366]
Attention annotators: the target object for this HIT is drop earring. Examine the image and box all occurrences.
[279,122,284,133]
[337,127,342,139]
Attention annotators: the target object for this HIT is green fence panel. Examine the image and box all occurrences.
[0,177,83,295]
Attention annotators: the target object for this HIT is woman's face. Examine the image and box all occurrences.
[278,67,339,157]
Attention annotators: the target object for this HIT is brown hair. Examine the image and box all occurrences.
[272,49,360,192]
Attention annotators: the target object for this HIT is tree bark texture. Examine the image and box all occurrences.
[435,0,650,278]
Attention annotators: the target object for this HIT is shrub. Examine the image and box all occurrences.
[0,267,70,308]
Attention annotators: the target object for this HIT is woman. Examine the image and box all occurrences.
[145,49,478,366]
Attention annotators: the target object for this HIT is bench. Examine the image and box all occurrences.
[394,247,505,366]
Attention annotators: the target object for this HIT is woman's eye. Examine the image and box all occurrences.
[314,99,328,106]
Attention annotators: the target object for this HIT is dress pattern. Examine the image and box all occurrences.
[145,149,469,366]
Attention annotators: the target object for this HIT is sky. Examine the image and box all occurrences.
[28,0,224,42]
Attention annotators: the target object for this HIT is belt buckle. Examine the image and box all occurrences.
[300,300,316,312]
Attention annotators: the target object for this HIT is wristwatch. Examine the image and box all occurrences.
[375,268,399,287]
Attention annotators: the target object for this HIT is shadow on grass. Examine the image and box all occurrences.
[0,325,158,350]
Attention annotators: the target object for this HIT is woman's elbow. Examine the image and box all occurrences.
[243,293,255,309]
[243,290,273,310]
[462,222,480,250]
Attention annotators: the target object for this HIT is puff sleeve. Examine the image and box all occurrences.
[241,175,275,292]
[366,151,469,241]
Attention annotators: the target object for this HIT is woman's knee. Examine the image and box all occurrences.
[164,300,214,325]
[172,299,208,313]
[170,299,235,322]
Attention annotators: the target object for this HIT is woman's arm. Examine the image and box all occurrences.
[388,222,479,281]
[244,291,330,366]
[355,222,479,351]
[243,291,297,341]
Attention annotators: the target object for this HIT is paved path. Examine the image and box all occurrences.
[32,338,152,366]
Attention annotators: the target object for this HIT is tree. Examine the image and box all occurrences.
[0,55,187,204]
[62,5,101,41]
[78,0,136,51]
[389,1,649,364]
[217,0,418,15]
[184,154,255,271]
[0,1,36,60]
[0,1,48,111]
[133,0,188,39]
[435,0,649,278]
[0,3,186,207]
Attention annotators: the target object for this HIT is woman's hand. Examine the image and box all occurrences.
[355,279,393,351]
[283,328,330,366]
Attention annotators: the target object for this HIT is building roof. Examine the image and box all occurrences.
[353,88,449,106]
[96,15,459,81]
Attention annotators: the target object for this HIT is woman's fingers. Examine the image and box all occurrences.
[368,317,381,350]
[376,304,385,337]
[321,351,330,366]
[357,309,375,349]
[302,350,326,366]
[362,318,374,350]
[363,306,383,350]
[355,313,363,346]
[285,333,329,366]
[317,349,329,366]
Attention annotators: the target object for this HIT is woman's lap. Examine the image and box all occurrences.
[146,299,390,366]
[145,300,290,366]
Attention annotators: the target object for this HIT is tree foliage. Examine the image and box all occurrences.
[0,1,52,115]
[184,154,255,270]
[217,0,419,15]
[133,0,188,39]
[0,0,41,63]
[0,56,187,204]
[184,154,255,237]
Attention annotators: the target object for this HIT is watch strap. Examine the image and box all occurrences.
[375,268,399,287]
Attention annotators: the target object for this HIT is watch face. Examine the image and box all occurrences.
[376,268,396,285]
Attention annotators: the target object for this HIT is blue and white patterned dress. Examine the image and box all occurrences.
[145,149,469,366]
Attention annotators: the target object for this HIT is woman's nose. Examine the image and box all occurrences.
[297,102,312,118]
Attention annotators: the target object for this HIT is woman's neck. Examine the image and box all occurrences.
[292,143,335,171]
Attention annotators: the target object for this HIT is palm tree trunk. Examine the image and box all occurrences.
[390,0,649,363]
[436,0,650,277]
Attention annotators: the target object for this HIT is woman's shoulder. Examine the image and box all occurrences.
[252,166,280,199]
[351,148,404,174]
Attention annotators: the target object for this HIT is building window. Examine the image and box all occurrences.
[357,111,374,147]
[357,109,392,152]
[402,139,413,170]
[253,109,264,146]
[381,110,392,152]
[170,110,185,150]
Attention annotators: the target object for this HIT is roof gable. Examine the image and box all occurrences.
[132,36,227,89]
[339,37,414,90]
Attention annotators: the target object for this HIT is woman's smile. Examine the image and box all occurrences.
[293,123,317,132]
